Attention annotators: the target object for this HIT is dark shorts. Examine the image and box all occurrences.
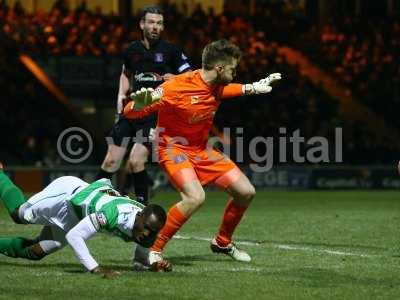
[108,116,156,148]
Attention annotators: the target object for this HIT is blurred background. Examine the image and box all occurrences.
[1,0,400,191]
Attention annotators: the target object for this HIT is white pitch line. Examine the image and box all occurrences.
[177,266,263,273]
[276,245,377,258]
[173,235,377,258]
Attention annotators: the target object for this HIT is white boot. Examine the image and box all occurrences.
[210,238,251,262]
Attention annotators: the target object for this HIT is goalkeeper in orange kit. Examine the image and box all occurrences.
[124,39,282,268]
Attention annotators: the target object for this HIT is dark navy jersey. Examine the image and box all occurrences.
[123,39,191,91]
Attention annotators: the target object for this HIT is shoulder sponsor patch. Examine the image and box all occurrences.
[96,212,108,227]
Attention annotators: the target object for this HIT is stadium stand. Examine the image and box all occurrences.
[0,1,398,165]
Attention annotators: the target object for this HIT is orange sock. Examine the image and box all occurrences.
[215,200,248,247]
[151,204,189,252]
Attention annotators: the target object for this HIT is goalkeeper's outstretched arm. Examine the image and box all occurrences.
[219,73,282,99]
[123,73,282,118]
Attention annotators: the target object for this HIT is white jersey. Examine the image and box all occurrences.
[19,176,146,271]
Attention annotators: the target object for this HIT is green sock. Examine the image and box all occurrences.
[0,237,39,260]
[0,171,26,214]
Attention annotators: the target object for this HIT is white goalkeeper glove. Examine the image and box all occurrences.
[129,87,162,110]
[243,73,282,95]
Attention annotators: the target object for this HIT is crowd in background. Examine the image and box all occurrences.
[300,17,400,129]
[0,0,131,56]
[0,0,398,165]
[0,34,69,165]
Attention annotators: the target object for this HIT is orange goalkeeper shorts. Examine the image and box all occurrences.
[157,144,242,191]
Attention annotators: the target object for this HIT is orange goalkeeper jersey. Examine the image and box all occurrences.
[124,69,243,148]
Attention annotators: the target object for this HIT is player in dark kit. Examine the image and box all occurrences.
[97,5,191,205]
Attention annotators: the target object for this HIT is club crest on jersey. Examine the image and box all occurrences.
[154,53,164,62]
[174,154,187,164]
[191,96,199,104]
[96,212,107,226]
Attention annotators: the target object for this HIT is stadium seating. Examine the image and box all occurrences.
[0,1,397,165]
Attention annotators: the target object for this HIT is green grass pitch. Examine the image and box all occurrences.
[0,190,399,299]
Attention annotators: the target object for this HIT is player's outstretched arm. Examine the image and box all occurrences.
[65,214,120,277]
[219,73,282,99]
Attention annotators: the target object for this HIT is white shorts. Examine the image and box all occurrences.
[19,176,89,232]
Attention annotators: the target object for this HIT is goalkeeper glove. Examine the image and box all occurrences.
[129,87,162,110]
[243,73,282,95]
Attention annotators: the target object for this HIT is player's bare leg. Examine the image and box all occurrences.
[211,172,255,262]
[124,143,150,204]
[139,179,204,266]
[129,143,149,173]
[225,173,255,207]
[176,179,206,216]
[96,144,127,180]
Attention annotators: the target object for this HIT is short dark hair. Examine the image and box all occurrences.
[142,204,167,225]
[202,39,242,70]
[140,5,164,21]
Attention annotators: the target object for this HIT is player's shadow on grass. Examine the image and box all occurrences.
[88,262,140,271]
[0,260,133,273]
[64,266,133,273]
[103,257,223,269]
[167,254,223,266]
[0,260,83,270]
